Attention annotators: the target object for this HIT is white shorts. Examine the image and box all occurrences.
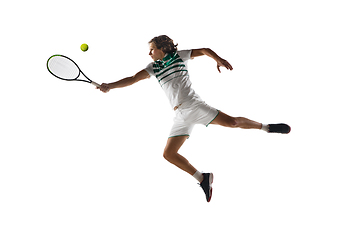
[169,100,219,138]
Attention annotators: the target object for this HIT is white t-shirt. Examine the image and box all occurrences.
[145,50,202,109]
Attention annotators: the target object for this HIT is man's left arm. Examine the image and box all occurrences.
[191,48,233,73]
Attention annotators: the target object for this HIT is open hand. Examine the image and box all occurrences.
[216,58,233,73]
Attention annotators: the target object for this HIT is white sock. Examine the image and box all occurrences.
[193,171,204,183]
[261,124,269,132]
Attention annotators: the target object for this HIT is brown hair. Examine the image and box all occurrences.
[149,35,178,54]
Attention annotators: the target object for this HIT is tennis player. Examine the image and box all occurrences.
[98,35,290,202]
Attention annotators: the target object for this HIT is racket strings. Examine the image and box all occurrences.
[47,56,80,80]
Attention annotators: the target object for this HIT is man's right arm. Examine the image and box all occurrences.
[98,69,150,93]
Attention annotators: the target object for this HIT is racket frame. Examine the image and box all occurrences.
[47,55,100,87]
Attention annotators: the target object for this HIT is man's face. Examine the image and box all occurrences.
[149,42,165,61]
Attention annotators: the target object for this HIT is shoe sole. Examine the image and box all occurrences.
[208,173,214,202]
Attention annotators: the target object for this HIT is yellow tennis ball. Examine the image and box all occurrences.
[80,43,88,52]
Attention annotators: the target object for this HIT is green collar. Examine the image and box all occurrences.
[155,52,177,69]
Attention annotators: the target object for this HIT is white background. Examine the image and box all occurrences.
[1,0,359,239]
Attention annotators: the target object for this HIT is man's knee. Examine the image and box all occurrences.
[235,117,249,128]
[163,150,176,162]
[224,117,237,128]
[215,112,237,127]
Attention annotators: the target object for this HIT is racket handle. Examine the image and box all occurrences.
[91,81,101,88]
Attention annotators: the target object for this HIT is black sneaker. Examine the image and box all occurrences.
[199,173,214,202]
[268,123,291,134]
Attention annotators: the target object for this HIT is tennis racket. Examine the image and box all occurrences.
[47,55,101,87]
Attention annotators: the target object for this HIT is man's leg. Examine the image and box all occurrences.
[163,135,198,176]
[210,111,262,129]
[163,135,213,202]
[210,111,291,133]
